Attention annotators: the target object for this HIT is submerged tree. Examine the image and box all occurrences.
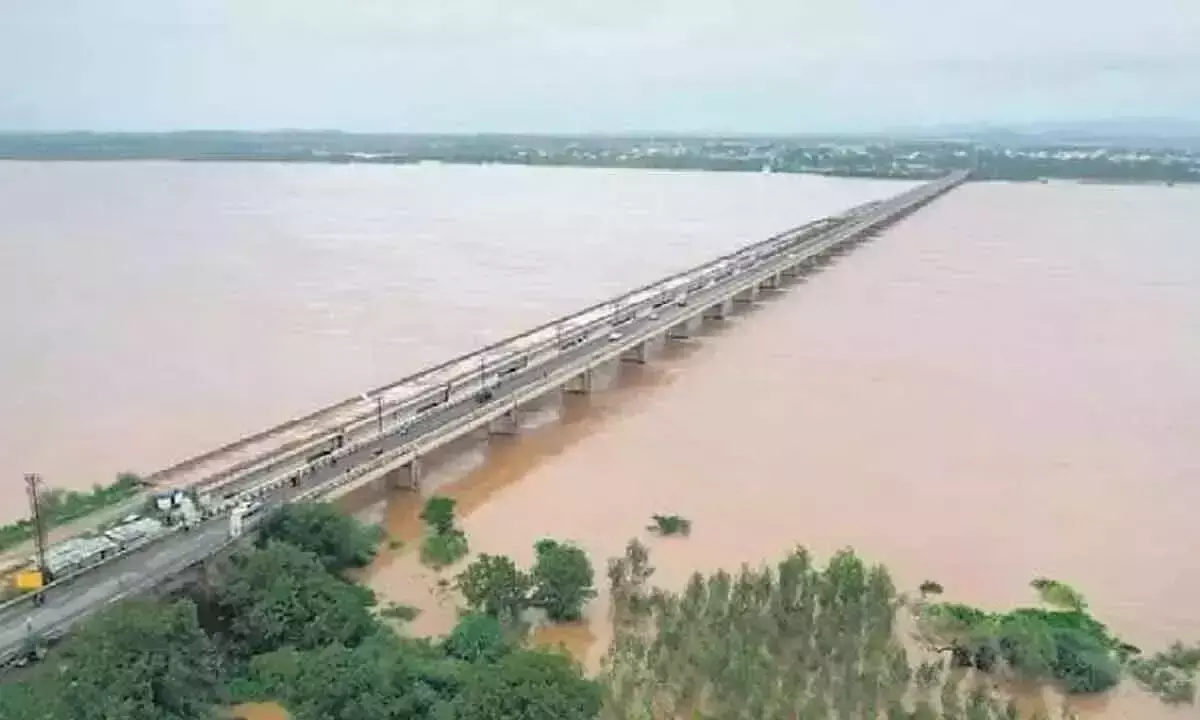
[912,578,1193,697]
[530,539,597,622]
[420,496,458,536]
[919,580,945,596]
[419,495,469,568]
[457,553,531,622]
[1030,577,1088,612]
[599,543,1012,720]
[647,514,692,537]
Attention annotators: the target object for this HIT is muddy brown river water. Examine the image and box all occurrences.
[357,180,1200,720]
[3,164,1197,718]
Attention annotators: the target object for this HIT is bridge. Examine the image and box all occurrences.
[0,170,968,666]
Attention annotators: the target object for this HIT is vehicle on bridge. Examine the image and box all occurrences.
[36,516,168,582]
[558,330,588,351]
[488,352,528,378]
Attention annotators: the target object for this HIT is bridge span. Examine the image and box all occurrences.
[0,170,967,667]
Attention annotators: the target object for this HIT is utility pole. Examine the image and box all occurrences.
[25,473,48,579]
[376,396,383,434]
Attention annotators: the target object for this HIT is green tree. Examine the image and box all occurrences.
[444,613,513,663]
[919,580,945,596]
[229,635,457,720]
[421,496,458,536]
[421,531,469,569]
[209,541,378,656]
[995,612,1056,679]
[1031,578,1088,612]
[647,514,692,536]
[530,539,597,622]
[457,553,531,621]
[258,502,380,573]
[0,600,220,720]
[419,495,469,568]
[453,649,602,720]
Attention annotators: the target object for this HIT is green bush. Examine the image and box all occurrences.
[420,496,458,536]
[530,539,597,622]
[380,602,421,622]
[918,580,944,596]
[457,553,530,621]
[647,513,692,536]
[258,502,381,573]
[1031,577,1088,612]
[444,613,513,663]
[420,530,469,569]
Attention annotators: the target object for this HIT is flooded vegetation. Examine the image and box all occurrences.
[647,514,693,537]
[913,578,1199,702]
[6,501,1196,720]
[418,496,470,569]
[603,540,992,720]
[0,504,604,720]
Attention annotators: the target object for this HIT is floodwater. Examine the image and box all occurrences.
[360,180,1200,720]
[228,702,289,720]
[3,164,1198,718]
[0,161,908,520]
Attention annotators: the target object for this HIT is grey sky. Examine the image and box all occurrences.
[2,0,1198,132]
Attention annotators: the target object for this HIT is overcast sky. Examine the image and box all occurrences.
[2,0,1198,133]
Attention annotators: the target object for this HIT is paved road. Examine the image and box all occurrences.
[0,171,966,666]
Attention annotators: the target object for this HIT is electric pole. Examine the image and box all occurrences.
[25,473,48,578]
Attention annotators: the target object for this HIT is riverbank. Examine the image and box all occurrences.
[3,155,1195,186]
[3,131,1198,184]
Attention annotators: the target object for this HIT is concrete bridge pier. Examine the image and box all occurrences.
[564,357,620,393]
[621,333,665,364]
[386,458,423,491]
[489,407,522,435]
[668,315,703,340]
[703,299,734,320]
[781,263,802,278]
[564,368,595,394]
[733,285,760,304]
[759,271,784,290]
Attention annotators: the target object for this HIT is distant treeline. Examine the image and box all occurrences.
[1,132,1196,183]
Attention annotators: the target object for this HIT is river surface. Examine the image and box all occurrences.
[4,164,1198,718]
[356,179,1200,720]
[0,161,907,516]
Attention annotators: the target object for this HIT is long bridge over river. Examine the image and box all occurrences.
[0,171,968,666]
